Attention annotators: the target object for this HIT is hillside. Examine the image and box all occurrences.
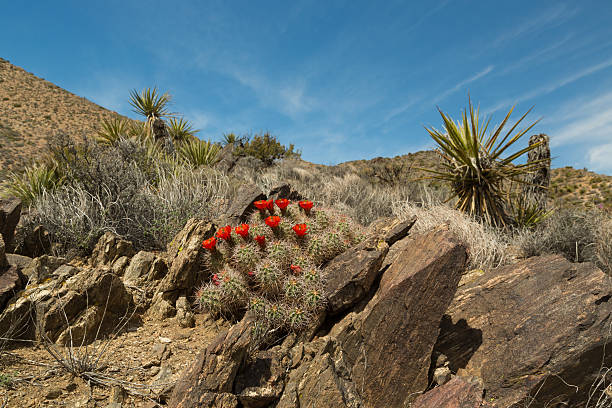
[1,58,611,210]
[0,58,123,180]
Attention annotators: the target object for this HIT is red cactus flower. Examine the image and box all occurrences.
[275,198,290,210]
[290,264,302,274]
[235,223,249,238]
[266,199,274,211]
[298,200,314,211]
[212,273,220,286]
[265,215,281,228]
[202,237,217,251]
[254,235,266,246]
[292,223,308,237]
[254,200,268,211]
[248,270,255,276]
[216,225,232,241]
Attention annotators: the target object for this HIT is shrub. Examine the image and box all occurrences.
[513,207,607,267]
[195,199,363,341]
[24,137,229,256]
[235,132,300,165]
[422,97,542,227]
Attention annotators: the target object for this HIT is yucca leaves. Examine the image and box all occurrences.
[97,117,131,145]
[2,163,62,205]
[177,139,221,167]
[129,87,171,120]
[422,98,543,227]
[168,117,198,142]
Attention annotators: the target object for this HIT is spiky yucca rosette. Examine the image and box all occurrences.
[196,198,363,338]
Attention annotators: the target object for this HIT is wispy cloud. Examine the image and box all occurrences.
[432,65,494,105]
[489,4,577,48]
[588,143,612,173]
[485,57,612,115]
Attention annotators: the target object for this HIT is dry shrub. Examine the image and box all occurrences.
[28,162,230,256]
[392,198,509,270]
[246,159,430,226]
[514,207,612,273]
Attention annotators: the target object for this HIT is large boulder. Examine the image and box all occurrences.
[169,315,255,408]
[150,219,215,318]
[36,267,134,344]
[434,254,612,407]
[0,197,21,251]
[328,226,468,407]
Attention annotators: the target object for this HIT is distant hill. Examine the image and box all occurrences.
[0,57,123,180]
[1,57,610,210]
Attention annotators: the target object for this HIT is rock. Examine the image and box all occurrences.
[37,267,134,344]
[0,235,7,269]
[324,235,389,314]
[90,232,135,268]
[45,387,63,400]
[5,253,33,271]
[176,296,195,328]
[368,215,417,246]
[277,336,361,408]
[235,349,287,408]
[434,254,612,407]
[267,183,303,201]
[0,265,24,310]
[21,255,66,284]
[123,251,156,285]
[329,226,467,407]
[434,366,452,386]
[152,220,214,318]
[169,315,254,408]
[412,376,492,408]
[111,256,130,275]
[0,197,21,250]
[215,143,238,173]
[216,184,265,227]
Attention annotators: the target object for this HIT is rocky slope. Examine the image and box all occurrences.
[0,58,124,180]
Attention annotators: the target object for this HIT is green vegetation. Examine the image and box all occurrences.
[177,138,221,167]
[422,98,541,227]
[3,162,61,205]
[236,132,300,165]
[168,117,198,142]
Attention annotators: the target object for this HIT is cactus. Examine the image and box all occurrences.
[232,242,261,272]
[254,260,283,295]
[196,197,363,340]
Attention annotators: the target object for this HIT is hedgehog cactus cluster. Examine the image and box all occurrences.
[195,198,363,334]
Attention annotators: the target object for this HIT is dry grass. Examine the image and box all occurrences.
[392,196,510,270]
[244,158,433,226]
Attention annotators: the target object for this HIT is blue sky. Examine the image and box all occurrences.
[2,1,612,173]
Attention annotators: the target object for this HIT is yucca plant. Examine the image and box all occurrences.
[222,133,238,146]
[508,193,553,229]
[96,117,131,145]
[422,98,543,227]
[129,88,173,146]
[177,138,221,167]
[168,117,198,142]
[2,162,62,205]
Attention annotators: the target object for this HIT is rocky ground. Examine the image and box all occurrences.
[1,187,612,408]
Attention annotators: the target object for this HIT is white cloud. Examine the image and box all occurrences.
[433,65,494,105]
[588,143,612,173]
[485,57,612,115]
